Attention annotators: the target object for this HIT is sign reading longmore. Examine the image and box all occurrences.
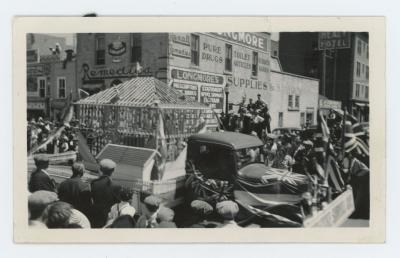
[318,32,351,50]
[210,32,268,52]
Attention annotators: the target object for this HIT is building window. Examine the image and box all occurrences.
[252,51,258,77]
[356,83,360,97]
[278,112,283,127]
[95,34,106,65]
[366,65,369,79]
[38,77,46,98]
[357,40,362,55]
[356,62,361,77]
[288,95,293,108]
[295,95,300,108]
[362,64,365,74]
[131,33,142,63]
[57,77,66,99]
[225,44,232,72]
[365,86,369,98]
[367,45,369,59]
[300,112,305,128]
[191,34,200,66]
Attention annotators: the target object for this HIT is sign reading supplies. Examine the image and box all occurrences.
[318,32,351,50]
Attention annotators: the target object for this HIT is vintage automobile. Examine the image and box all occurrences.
[183,131,354,227]
[183,132,312,227]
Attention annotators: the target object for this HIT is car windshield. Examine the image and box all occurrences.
[235,146,262,169]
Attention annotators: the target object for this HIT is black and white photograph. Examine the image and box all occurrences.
[12,16,385,243]
[25,31,370,228]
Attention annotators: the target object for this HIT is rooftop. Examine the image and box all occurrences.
[76,77,209,109]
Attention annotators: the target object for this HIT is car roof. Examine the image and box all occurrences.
[273,127,301,130]
[188,132,264,150]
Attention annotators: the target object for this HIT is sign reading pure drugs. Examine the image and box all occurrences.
[318,32,351,50]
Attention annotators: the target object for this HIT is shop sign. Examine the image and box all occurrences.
[201,42,223,63]
[172,82,198,101]
[27,64,49,76]
[171,33,190,46]
[170,45,191,59]
[319,98,342,109]
[318,32,351,50]
[200,85,224,111]
[210,32,268,52]
[108,39,127,56]
[226,75,270,91]
[27,102,45,110]
[171,68,224,85]
[81,63,152,82]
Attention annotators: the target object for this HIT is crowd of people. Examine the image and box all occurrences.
[219,94,272,139]
[28,155,243,229]
[27,117,78,154]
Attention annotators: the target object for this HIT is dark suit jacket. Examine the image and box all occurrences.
[58,177,91,216]
[90,175,119,228]
[28,169,56,193]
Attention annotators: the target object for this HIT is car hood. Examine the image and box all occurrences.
[237,163,275,180]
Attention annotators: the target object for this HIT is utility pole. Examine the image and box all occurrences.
[332,50,337,99]
[321,49,326,96]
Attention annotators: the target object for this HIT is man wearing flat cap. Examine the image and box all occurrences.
[28,190,58,228]
[58,162,91,218]
[136,195,162,228]
[216,200,241,228]
[90,159,119,228]
[29,155,56,193]
[189,200,221,228]
[156,206,177,228]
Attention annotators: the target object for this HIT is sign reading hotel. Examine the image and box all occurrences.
[318,32,351,50]
[210,32,269,52]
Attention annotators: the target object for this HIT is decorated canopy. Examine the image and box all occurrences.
[75,77,218,156]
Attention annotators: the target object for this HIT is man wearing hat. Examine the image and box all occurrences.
[136,195,162,228]
[90,158,119,228]
[189,200,221,228]
[58,162,91,217]
[292,140,314,175]
[216,200,241,228]
[28,190,58,228]
[255,93,267,110]
[29,155,56,193]
[156,206,177,228]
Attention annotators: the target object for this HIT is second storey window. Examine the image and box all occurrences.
[131,33,142,63]
[356,83,360,97]
[38,77,46,98]
[366,65,369,79]
[58,77,66,99]
[191,34,199,66]
[252,51,258,77]
[95,35,106,65]
[357,40,362,55]
[288,94,293,108]
[225,44,232,72]
[356,62,361,77]
[295,95,300,108]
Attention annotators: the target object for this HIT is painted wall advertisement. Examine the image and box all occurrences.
[171,67,225,113]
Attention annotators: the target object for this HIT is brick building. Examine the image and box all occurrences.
[279,32,369,121]
[27,34,77,120]
[73,32,319,129]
